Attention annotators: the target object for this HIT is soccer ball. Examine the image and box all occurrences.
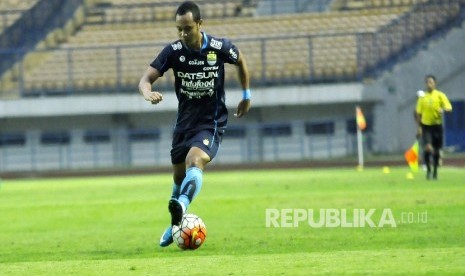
[172,213,207,250]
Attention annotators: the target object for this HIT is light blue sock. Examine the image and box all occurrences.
[171,183,180,199]
[178,167,203,210]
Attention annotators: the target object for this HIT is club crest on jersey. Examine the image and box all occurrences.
[179,55,185,62]
[207,52,217,66]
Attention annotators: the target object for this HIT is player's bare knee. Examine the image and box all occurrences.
[185,155,206,169]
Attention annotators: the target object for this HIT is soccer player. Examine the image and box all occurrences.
[415,75,452,180]
[138,1,251,247]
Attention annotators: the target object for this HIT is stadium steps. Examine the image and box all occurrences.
[0,0,39,98]
[0,0,39,33]
[10,1,459,95]
[0,4,87,98]
[12,6,408,95]
[85,0,248,24]
[62,8,406,47]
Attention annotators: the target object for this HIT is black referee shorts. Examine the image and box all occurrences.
[421,124,443,149]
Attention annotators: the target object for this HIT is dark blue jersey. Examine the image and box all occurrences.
[150,32,240,134]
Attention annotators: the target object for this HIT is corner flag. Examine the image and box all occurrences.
[404,141,419,172]
[356,106,366,131]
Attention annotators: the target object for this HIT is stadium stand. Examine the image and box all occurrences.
[85,0,254,24]
[13,6,409,95]
[0,0,86,98]
[0,0,39,32]
[0,0,463,97]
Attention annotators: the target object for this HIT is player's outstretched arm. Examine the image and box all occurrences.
[234,49,251,118]
[138,67,164,104]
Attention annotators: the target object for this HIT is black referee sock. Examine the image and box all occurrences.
[433,152,440,178]
[423,152,431,173]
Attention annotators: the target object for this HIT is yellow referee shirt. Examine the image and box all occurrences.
[416,89,452,125]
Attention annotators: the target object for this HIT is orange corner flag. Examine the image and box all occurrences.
[404,141,419,172]
[356,106,366,130]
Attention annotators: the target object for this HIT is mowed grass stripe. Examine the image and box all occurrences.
[1,248,464,275]
[0,167,464,275]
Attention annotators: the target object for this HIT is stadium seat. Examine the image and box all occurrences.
[0,0,39,32]
[8,0,458,95]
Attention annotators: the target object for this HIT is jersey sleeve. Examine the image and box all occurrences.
[415,98,423,115]
[440,92,452,111]
[150,44,173,76]
[219,38,240,65]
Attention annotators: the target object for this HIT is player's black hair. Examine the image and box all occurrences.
[425,74,436,82]
[176,1,201,23]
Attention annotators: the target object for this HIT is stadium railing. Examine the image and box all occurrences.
[0,120,369,173]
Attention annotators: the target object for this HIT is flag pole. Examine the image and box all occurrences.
[357,124,364,169]
[355,105,365,170]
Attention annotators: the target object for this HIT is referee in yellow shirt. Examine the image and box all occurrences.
[415,75,452,180]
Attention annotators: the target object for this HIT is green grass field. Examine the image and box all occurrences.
[1,166,464,275]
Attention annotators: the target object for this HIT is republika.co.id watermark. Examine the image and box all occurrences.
[265,208,428,228]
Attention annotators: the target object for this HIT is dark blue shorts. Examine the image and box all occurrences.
[170,129,223,164]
